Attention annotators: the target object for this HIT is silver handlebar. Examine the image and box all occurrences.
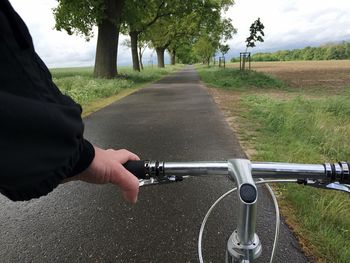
[137,159,349,262]
[139,159,350,193]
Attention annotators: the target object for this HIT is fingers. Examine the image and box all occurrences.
[108,149,140,203]
[122,180,139,204]
[112,149,140,164]
[109,165,139,204]
[76,146,141,203]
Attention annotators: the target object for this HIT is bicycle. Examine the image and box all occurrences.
[124,159,350,263]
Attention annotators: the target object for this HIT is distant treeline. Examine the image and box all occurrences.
[231,41,350,62]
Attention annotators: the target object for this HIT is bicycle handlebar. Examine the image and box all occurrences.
[123,159,349,262]
[123,159,350,192]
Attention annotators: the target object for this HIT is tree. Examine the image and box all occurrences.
[145,17,172,68]
[145,0,235,67]
[138,40,149,70]
[53,0,123,79]
[218,44,229,67]
[144,2,200,68]
[176,42,197,64]
[245,18,265,51]
[193,36,217,66]
[121,0,176,71]
[194,17,235,66]
[219,44,230,57]
[345,42,350,58]
[241,18,264,70]
[121,36,149,70]
[166,12,203,65]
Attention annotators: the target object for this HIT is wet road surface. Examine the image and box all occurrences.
[0,66,308,262]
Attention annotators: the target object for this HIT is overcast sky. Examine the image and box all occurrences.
[9,0,350,68]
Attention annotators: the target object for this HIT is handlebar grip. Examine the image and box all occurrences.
[123,160,147,179]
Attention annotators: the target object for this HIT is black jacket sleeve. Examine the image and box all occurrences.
[0,1,95,201]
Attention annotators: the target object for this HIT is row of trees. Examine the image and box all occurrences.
[53,0,236,78]
[241,42,350,62]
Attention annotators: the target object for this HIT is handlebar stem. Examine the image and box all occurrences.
[226,159,262,262]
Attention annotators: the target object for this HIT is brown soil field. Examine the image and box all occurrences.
[229,60,350,93]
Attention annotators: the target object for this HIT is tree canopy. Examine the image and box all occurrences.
[246,18,264,51]
[53,0,237,77]
[54,0,124,78]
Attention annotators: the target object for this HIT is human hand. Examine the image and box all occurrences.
[64,146,140,203]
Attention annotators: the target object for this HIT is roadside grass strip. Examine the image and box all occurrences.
[51,65,184,116]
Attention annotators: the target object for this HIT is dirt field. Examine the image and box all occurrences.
[229,60,350,93]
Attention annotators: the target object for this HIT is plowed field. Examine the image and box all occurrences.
[229,60,350,93]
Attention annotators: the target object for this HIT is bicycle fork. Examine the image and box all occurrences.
[226,159,262,263]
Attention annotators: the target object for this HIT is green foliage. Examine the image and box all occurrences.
[219,44,230,56]
[121,0,182,35]
[143,1,198,49]
[193,37,217,65]
[176,43,197,64]
[144,0,236,63]
[53,0,105,39]
[246,18,264,50]
[196,66,284,89]
[145,16,174,49]
[217,18,237,42]
[54,0,236,69]
[248,41,350,62]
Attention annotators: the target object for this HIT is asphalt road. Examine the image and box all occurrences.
[0,66,308,262]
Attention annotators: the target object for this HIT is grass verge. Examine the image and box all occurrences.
[195,65,285,90]
[51,65,184,116]
[197,65,350,262]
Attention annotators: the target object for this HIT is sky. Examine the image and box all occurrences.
[8,0,350,68]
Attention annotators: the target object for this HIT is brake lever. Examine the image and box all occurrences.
[326,182,350,193]
[297,178,350,193]
[139,175,185,187]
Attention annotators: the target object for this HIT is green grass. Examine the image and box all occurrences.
[241,95,350,262]
[51,65,184,107]
[242,95,350,162]
[195,65,284,90]
[197,66,350,262]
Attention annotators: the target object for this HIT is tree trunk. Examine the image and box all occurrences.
[94,0,123,78]
[129,31,140,72]
[156,47,165,68]
[207,57,210,67]
[170,49,176,65]
[138,45,144,70]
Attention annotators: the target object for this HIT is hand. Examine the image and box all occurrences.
[64,146,140,203]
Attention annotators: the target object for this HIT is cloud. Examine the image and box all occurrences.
[225,0,350,57]
[9,0,137,68]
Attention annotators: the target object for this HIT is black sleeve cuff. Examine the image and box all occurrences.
[68,139,95,177]
[0,139,95,202]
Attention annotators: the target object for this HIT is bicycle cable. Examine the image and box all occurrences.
[262,179,280,263]
[198,179,298,263]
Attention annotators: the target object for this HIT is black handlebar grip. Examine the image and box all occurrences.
[123,160,146,179]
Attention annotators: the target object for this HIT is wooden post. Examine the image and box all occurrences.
[240,52,251,71]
